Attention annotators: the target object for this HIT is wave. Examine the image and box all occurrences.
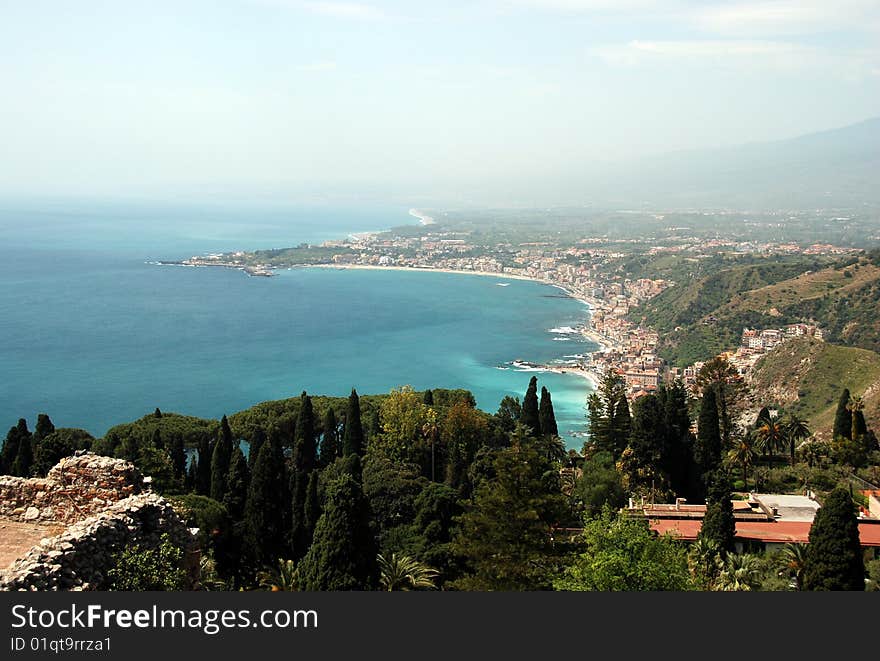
[553,337,572,342]
[548,326,580,334]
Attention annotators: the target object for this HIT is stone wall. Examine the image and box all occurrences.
[0,454,144,524]
[0,453,197,591]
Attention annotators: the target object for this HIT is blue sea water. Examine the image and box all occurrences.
[0,201,595,448]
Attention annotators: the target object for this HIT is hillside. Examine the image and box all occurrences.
[634,250,880,366]
[749,338,880,439]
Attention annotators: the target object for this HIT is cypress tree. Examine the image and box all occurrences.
[698,471,735,554]
[223,447,249,520]
[196,437,212,496]
[154,407,163,418]
[833,389,852,440]
[852,409,868,441]
[539,387,558,438]
[293,393,317,474]
[342,389,365,456]
[297,472,378,590]
[185,458,197,492]
[612,396,631,456]
[34,414,55,442]
[170,434,186,481]
[521,376,541,437]
[1,421,24,474]
[694,388,722,488]
[151,428,164,451]
[248,428,266,470]
[423,389,434,406]
[319,408,339,466]
[244,442,288,567]
[304,470,321,536]
[210,436,229,502]
[803,487,865,590]
[11,423,34,477]
[290,469,309,559]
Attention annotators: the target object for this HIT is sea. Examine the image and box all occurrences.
[0,200,596,449]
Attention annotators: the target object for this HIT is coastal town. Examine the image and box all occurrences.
[172,209,846,400]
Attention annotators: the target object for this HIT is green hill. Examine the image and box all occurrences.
[632,250,880,366]
[749,337,880,439]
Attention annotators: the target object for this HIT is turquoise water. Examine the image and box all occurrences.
[0,201,594,447]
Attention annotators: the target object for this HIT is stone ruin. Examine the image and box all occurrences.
[0,452,197,591]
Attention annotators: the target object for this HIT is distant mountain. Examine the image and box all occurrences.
[588,116,880,208]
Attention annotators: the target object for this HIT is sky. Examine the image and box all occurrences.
[1,0,878,205]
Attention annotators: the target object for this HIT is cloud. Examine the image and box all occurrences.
[591,39,880,79]
[695,1,880,37]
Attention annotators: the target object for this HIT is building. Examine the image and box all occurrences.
[630,493,880,556]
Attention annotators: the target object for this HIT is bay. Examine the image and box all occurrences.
[0,201,595,448]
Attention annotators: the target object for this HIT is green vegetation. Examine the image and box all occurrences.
[107,533,189,591]
[4,368,876,592]
[802,488,865,591]
[750,338,880,436]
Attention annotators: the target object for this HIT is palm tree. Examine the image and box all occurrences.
[784,414,811,465]
[727,433,757,489]
[258,558,298,591]
[378,553,439,591]
[778,543,808,591]
[756,416,784,470]
[715,554,762,591]
[687,538,722,589]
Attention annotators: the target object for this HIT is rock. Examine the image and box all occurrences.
[23,507,40,521]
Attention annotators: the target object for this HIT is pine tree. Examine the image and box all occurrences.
[803,487,865,590]
[154,407,163,419]
[451,425,567,590]
[244,442,288,567]
[170,434,186,481]
[698,471,735,554]
[223,447,249,520]
[539,387,558,438]
[34,414,55,442]
[521,376,541,437]
[423,389,434,405]
[297,472,378,590]
[293,392,317,474]
[342,389,365,456]
[694,388,722,492]
[833,389,852,440]
[319,407,339,466]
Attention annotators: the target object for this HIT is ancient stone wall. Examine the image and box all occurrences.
[0,454,144,524]
[0,453,196,591]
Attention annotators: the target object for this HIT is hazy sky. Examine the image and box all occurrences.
[1,0,878,203]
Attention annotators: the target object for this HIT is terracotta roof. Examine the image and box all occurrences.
[651,519,880,546]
